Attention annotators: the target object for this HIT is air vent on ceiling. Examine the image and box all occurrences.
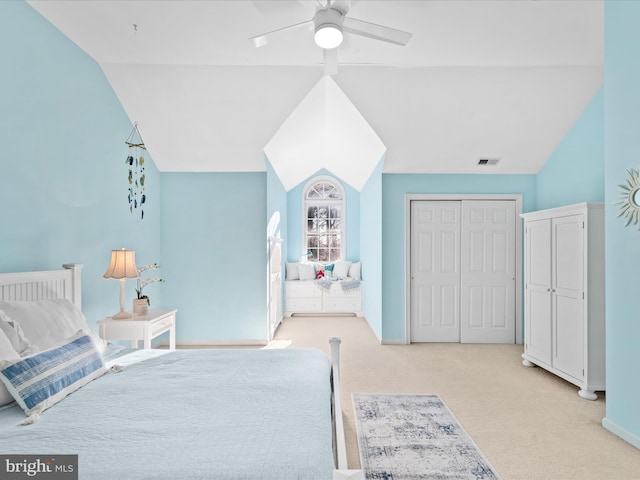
[478,158,500,166]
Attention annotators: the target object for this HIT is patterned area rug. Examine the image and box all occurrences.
[352,393,500,480]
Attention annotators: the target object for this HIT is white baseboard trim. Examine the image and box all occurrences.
[602,417,640,449]
[381,339,408,345]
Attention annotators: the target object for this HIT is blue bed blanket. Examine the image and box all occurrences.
[0,348,335,480]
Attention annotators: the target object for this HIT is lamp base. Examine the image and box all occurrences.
[112,311,132,320]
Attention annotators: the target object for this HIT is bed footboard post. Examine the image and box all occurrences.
[329,337,364,480]
[62,263,83,311]
[329,336,341,376]
[329,337,347,470]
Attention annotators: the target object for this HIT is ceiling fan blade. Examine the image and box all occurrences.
[323,48,338,75]
[249,19,313,48]
[343,17,412,46]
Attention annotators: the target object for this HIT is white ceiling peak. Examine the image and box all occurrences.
[26,1,604,175]
[264,75,386,191]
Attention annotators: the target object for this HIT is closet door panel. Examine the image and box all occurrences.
[410,201,461,342]
[461,201,516,343]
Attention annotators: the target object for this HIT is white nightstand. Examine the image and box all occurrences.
[97,309,177,350]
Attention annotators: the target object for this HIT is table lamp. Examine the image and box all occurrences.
[103,248,139,319]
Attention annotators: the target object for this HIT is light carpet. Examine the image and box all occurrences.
[353,393,500,480]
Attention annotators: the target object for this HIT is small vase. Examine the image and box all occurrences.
[133,298,149,316]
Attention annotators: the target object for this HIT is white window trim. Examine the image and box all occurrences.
[301,175,347,263]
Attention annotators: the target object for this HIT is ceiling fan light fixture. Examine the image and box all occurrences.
[315,24,343,49]
[314,8,344,49]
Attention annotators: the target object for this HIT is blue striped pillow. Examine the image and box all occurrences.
[0,331,106,418]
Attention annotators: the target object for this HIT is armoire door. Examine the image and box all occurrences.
[552,214,585,380]
[410,200,516,343]
[524,218,553,365]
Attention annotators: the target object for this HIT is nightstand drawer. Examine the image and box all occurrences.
[99,321,145,340]
[150,314,174,337]
[98,309,177,350]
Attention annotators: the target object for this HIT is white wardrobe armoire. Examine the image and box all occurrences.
[521,203,605,400]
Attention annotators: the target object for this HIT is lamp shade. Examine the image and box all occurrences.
[103,249,139,280]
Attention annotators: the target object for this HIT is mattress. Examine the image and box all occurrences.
[0,348,335,480]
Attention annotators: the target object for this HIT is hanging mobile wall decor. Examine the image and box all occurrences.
[125,122,147,219]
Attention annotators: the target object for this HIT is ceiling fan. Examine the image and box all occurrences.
[249,0,413,75]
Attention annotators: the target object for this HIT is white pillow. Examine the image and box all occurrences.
[348,261,362,280]
[285,262,300,280]
[0,299,106,354]
[0,310,35,356]
[298,263,316,281]
[0,330,106,419]
[333,260,352,279]
[0,328,20,407]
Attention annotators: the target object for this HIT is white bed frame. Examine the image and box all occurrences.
[0,264,362,480]
[0,263,83,310]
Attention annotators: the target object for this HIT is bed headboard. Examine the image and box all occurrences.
[0,264,83,311]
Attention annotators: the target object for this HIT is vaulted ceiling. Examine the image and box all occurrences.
[27,0,603,175]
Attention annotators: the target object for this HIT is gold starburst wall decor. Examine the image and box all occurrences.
[616,168,640,229]
[125,122,147,219]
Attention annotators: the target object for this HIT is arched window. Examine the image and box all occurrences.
[303,176,345,263]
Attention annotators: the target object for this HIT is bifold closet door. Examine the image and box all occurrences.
[410,200,516,343]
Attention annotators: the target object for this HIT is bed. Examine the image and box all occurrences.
[0,264,361,480]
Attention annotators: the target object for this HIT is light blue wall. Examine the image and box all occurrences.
[266,158,288,244]
[0,1,162,330]
[360,158,384,340]
[381,174,537,341]
[603,0,640,448]
[536,88,605,210]
[160,173,267,342]
[287,170,360,263]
